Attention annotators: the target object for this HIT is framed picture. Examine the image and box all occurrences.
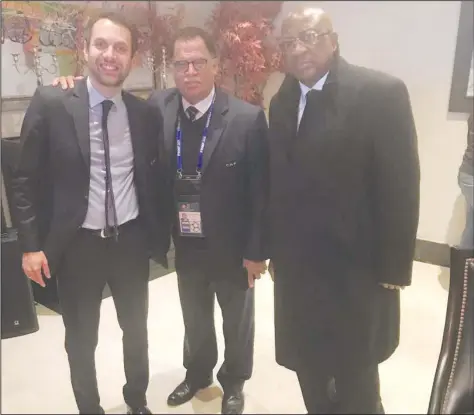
[1,1,155,111]
[448,0,473,114]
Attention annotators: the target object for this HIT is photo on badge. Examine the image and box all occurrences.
[178,202,204,237]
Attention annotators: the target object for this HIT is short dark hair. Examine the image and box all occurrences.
[171,26,217,58]
[84,11,139,56]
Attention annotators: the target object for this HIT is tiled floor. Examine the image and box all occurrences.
[1,262,449,414]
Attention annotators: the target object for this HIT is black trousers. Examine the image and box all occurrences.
[176,262,255,392]
[56,220,150,414]
[296,363,384,414]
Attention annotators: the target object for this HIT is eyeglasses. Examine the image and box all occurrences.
[279,29,331,53]
[173,58,208,73]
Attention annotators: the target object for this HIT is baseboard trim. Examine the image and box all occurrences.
[415,239,450,268]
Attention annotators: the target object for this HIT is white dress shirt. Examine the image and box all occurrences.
[297,72,329,129]
[181,86,216,121]
[82,77,139,229]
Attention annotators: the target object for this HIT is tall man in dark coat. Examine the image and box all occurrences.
[267,8,420,413]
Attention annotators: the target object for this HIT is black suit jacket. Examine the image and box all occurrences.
[147,87,269,273]
[269,57,420,371]
[11,79,170,274]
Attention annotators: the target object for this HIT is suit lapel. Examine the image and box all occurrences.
[65,79,90,171]
[202,89,228,174]
[163,91,180,163]
[319,58,351,133]
[122,92,145,174]
[272,75,302,161]
[273,75,300,141]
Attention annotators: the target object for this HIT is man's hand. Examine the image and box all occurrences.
[379,283,404,290]
[22,251,51,287]
[243,259,267,288]
[51,75,83,89]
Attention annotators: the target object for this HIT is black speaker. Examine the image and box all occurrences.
[1,229,39,339]
[1,138,23,230]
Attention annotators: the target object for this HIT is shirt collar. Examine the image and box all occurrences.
[182,86,215,115]
[86,77,123,109]
[299,72,329,97]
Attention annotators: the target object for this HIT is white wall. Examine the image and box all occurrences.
[264,1,470,245]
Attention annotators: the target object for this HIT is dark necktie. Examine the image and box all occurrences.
[186,106,199,122]
[101,100,119,239]
[298,89,324,137]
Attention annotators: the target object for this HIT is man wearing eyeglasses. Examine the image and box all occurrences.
[149,26,268,414]
[267,8,420,414]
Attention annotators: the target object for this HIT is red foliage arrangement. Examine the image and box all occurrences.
[207,1,283,107]
[73,12,86,76]
[149,4,184,67]
[3,0,283,101]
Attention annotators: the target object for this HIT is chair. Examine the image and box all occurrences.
[428,246,474,414]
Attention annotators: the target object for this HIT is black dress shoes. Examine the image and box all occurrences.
[126,405,152,414]
[167,379,212,406]
[222,390,245,414]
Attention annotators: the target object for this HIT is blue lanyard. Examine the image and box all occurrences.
[176,95,216,179]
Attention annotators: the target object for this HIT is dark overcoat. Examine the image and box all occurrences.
[267,57,420,372]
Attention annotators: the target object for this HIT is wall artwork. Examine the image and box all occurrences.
[1,1,157,101]
[1,1,283,120]
[448,0,473,113]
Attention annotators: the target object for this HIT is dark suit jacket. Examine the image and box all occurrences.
[11,79,170,274]
[268,57,420,371]
[147,87,269,275]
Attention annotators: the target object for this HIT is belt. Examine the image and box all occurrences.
[81,218,139,239]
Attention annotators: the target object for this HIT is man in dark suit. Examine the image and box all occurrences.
[268,8,420,413]
[148,27,268,414]
[11,12,169,415]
